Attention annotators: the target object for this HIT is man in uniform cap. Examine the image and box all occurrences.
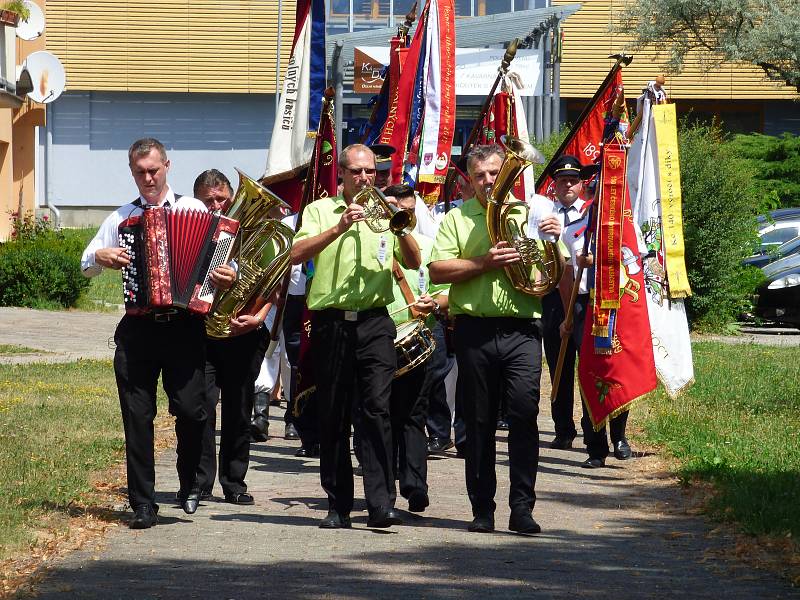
[370,143,396,190]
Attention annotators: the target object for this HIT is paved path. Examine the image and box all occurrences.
[3,309,796,598]
[0,307,120,364]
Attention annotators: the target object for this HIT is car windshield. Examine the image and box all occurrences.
[763,252,800,278]
[776,235,800,256]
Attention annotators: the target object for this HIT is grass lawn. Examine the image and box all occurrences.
[67,227,124,312]
[0,360,166,561]
[0,345,43,355]
[638,341,800,539]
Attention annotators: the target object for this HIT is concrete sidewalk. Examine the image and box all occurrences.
[30,419,794,598]
[3,308,794,598]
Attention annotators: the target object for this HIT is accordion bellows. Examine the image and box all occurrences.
[119,207,239,316]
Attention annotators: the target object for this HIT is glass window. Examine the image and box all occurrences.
[477,0,511,15]
[760,226,800,252]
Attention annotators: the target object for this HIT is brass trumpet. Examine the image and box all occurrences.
[353,186,416,236]
[486,136,565,296]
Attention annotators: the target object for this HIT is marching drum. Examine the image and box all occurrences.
[394,319,436,377]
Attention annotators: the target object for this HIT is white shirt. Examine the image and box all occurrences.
[281,213,307,295]
[557,197,590,294]
[81,186,207,277]
[414,194,463,239]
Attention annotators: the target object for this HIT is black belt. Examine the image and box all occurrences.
[454,314,538,332]
[146,309,188,323]
[316,306,388,323]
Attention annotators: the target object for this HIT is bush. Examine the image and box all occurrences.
[0,213,90,309]
[678,122,764,331]
[726,133,800,211]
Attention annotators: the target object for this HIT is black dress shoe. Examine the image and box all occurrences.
[407,489,430,513]
[181,491,201,514]
[508,509,541,534]
[224,492,255,505]
[455,443,466,459]
[295,444,320,458]
[427,437,454,455]
[550,435,575,450]
[613,439,633,460]
[199,488,213,501]
[353,465,363,477]
[250,415,269,442]
[367,507,403,528]
[496,419,510,431]
[319,510,351,529]
[581,457,605,469]
[129,504,158,529]
[284,423,300,440]
[467,515,495,533]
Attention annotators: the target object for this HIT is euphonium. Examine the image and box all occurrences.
[486,136,565,296]
[205,169,295,338]
[353,186,416,236]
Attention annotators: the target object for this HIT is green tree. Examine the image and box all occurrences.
[614,0,800,93]
[726,133,800,210]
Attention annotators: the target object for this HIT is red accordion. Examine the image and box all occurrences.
[118,207,239,316]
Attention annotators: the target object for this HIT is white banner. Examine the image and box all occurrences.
[354,46,543,96]
[628,95,695,398]
[265,13,314,176]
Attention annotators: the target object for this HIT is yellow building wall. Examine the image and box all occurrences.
[0,109,12,241]
[554,0,797,100]
[46,0,297,93]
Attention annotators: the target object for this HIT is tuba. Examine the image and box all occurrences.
[205,169,295,338]
[353,186,417,236]
[486,136,565,296]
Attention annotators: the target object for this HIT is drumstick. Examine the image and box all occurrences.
[388,290,445,316]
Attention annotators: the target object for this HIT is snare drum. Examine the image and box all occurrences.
[394,319,436,378]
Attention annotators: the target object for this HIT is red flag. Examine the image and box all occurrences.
[578,144,656,430]
[536,62,627,197]
[477,90,528,200]
[307,89,339,202]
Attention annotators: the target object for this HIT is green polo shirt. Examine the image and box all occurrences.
[387,234,449,326]
[429,196,557,318]
[294,195,406,311]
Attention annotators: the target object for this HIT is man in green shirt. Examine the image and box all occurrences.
[429,144,561,535]
[291,144,421,530]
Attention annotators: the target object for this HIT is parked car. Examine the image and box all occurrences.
[753,253,800,328]
[743,235,800,268]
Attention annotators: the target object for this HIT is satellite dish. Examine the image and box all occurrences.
[15,1,45,41]
[22,51,65,104]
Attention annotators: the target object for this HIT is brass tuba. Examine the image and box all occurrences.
[353,186,417,236]
[205,169,295,338]
[486,136,565,296]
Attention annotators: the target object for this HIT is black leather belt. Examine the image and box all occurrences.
[147,309,185,323]
[317,306,388,323]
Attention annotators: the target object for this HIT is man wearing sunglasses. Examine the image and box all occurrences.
[291,144,421,530]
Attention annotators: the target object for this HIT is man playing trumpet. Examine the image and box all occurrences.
[291,144,421,529]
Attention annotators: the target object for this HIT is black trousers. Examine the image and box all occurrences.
[113,314,207,510]
[197,327,268,496]
[312,308,397,516]
[282,294,318,446]
[390,359,429,499]
[542,290,577,439]
[454,315,542,517]
[423,318,459,441]
[572,294,629,458]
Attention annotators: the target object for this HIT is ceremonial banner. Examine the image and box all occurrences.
[595,147,625,316]
[265,0,326,178]
[536,64,626,197]
[578,165,657,429]
[307,91,339,201]
[628,92,694,398]
[417,0,456,189]
[652,103,691,298]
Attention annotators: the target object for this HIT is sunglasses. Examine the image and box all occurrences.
[346,167,376,176]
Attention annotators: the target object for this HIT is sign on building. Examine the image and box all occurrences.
[354,46,543,96]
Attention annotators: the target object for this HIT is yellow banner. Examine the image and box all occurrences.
[653,104,692,298]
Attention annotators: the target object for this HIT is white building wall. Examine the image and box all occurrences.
[45,91,276,220]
